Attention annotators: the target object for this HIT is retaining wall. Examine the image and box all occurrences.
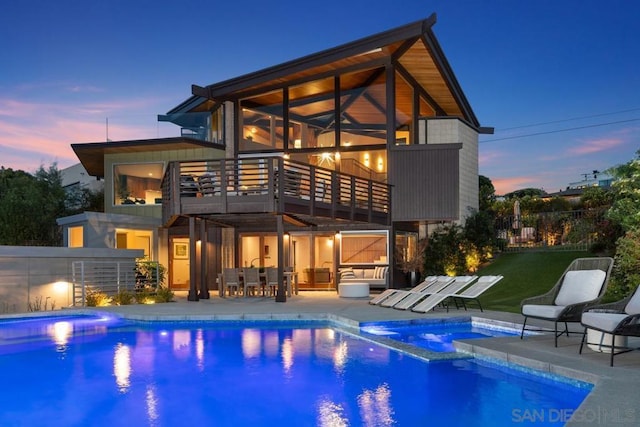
[0,246,143,314]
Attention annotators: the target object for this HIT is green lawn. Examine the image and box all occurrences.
[478,251,589,313]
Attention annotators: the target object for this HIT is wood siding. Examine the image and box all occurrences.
[389,144,461,222]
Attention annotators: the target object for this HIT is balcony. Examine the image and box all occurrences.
[161,157,390,229]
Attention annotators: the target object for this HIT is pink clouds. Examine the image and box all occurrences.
[567,136,626,156]
[0,95,178,171]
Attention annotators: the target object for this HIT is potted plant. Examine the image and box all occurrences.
[396,239,427,286]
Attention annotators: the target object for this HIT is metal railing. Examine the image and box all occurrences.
[161,157,390,222]
[72,260,137,306]
[494,208,607,252]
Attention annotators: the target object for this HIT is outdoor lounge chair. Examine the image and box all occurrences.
[520,257,614,347]
[368,276,438,306]
[579,285,640,366]
[379,276,454,308]
[392,276,478,311]
[411,275,504,314]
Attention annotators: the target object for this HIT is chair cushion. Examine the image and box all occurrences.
[625,288,640,315]
[554,269,606,306]
[522,304,566,318]
[581,312,629,332]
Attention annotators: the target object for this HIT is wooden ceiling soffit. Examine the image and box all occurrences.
[395,60,445,116]
[419,30,479,125]
[284,214,315,227]
[398,39,463,118]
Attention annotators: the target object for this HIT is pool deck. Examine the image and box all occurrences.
[17,291,640,426]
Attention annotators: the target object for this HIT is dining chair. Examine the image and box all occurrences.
[222,268,241,297]
[243,268,261,297]
[265,267,279,297]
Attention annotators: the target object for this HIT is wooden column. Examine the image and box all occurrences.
[199,218,210,299]
[187,216,199,301]
[275,214,286,302]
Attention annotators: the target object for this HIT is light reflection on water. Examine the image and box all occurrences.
[0,316,591,427]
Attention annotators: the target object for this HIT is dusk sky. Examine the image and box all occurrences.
[1,0,638,195]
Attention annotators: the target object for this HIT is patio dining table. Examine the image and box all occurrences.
[217,270,298,297]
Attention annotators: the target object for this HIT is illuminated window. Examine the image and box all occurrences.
[114,163,164,206]
[68,226,83,248]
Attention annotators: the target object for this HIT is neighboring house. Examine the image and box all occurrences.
[543,171,615,204]
[58,14,492,300]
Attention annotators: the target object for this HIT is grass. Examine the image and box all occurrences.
[477,251,590,313]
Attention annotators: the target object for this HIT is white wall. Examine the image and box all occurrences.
[0,246,143,314]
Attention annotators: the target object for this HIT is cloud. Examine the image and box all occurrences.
[479,149,505,166]
[0,95,178,171]
[492,176,536,195]
[567,137,625,156]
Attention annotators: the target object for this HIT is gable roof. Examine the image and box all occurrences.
[169,14,487,131]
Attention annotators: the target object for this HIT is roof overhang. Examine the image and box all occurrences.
[71,137,217,178]
[167,13,485,130]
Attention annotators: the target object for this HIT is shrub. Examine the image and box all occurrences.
[154,286,175,303]
[134,289,154,304]
[423,225,467,276]
[608,229,640,300]
[112,290,135,305]
[85,289,111,307]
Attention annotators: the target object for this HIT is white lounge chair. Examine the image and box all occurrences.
[520,257,614,347]
[368,276,438,306]
[392,276,478,311]
[411,275,504,313]
[579,285,640,366]
[379,276,454,308]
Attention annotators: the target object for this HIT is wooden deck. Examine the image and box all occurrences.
[161,157,390,228]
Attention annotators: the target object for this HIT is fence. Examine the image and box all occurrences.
[494,208,607,252]
[72,260,138,306]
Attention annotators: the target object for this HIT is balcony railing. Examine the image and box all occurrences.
[161,157,390,226]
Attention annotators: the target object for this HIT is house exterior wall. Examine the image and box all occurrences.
[0,246,142,314]
[61,163,103,193]
[388,144,461,222]
[422,117,479,223]
[58,212,162,249]
[104,147,224,217]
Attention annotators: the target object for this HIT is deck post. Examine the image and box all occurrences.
[275,214,286,302]
[199,218,210,299]
[187,216,199,301]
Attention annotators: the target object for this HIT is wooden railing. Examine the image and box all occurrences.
[161,157,390,225]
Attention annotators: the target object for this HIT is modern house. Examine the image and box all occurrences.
[58,14,492,302]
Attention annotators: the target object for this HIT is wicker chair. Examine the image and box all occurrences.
[520,257,614,346]
[242,268,261,297]
[579,286,640,366]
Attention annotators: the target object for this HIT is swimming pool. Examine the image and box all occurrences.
[360,319,523,352]
[0,314,591,426]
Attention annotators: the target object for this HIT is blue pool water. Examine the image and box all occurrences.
[360,321,521,352]
[0,315,591,426]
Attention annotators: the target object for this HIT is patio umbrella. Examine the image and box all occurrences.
[512,200,521,230]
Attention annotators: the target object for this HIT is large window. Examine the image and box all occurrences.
[240,90,284,152]
[339,67,387,148]
[339,230,388,265]
[289,77,336,150]
[395,71,413,145]
[113,163,164,206]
